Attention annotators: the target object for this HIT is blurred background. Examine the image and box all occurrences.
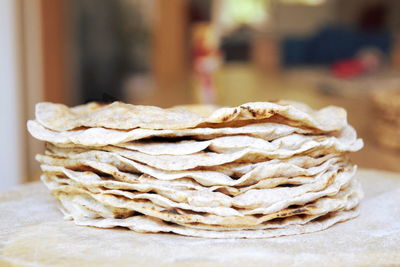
[1,0,400,191]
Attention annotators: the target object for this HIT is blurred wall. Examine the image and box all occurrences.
[336,0,400,31]
[0,0,25,191]
[273,1,337,36]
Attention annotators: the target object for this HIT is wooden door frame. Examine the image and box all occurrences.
[40,0,71,104]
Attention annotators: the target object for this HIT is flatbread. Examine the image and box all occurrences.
[36,153,343,188]
[53,183,360,238]
[40,165,356,224]
[70,208,359,239]
[27,100,363,238]
[105,181,361,231]
[113,125,361,155]
[41,170,361,228]
[27,120,313,146]
[34,101,347,132]
[41,164,343,211]
[45,132,361,171]
[39,159,349,213]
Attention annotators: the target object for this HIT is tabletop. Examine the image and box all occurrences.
[1,169,400,267]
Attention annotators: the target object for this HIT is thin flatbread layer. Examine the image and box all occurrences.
[45,133,361,171]
[40,166,356,225]
[53,183,359,233]
[27,120,313,146]
[34,101,347,132]
[36,153,343,188]
[113,125,361,155]
[41,174,241,217]
[42,147,338,183]
[51,178,361,230]
[38,157,344,202]
[40,164,344,210]
[86,166,355,222]
[61,204,360,239]
[42,170,361,227]
[40,161,350,217]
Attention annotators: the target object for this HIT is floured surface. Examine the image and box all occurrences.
[1,169,399,266]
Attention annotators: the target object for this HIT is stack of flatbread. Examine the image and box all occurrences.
[28,100,363,238]
[371,88,400,150]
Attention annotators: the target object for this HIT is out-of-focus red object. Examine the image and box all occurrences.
[332,48,384,79]
[332,59,365,79]
[192,23,220,104]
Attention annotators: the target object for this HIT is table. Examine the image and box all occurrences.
[1,169,400,266]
